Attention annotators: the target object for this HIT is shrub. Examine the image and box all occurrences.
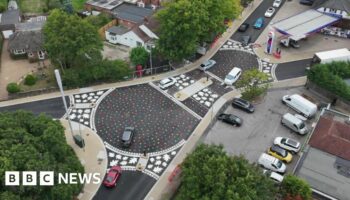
[7,83,20,94]
[130,47,149,66]
[24,74,37,86]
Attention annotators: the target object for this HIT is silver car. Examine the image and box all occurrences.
[159,77,177,90]
[274,137,301,154]
[199,60,216,71]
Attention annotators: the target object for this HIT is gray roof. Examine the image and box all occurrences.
[107,25,129,35]
[8,31,44,52]
[112,3,153,23]
[313,0,350,13]
[16,21,45,31]
[0,9,20,25]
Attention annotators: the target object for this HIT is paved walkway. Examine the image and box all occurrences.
[174,78,213,101]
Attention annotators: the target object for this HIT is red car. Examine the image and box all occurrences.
[103,166,122,187]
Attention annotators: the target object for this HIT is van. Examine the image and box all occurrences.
[282,94,317,118]
[281,113,308,135]
[258,153,286,174]
[224,67,242,85]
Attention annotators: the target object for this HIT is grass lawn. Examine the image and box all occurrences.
[19,0,47,13]
[19,66,56,92]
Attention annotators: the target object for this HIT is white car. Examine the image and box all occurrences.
[264,7,276,17]
[263,169,284,183]
[224,67,242,85]
[273,0,282,8]
[274,137,301,154]
[159,77,176,90]
[199,60,216,71]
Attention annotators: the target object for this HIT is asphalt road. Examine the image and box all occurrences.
[275,59,312,80]
[0,97,69,118]
[94,171,156,200]
[231,0,286,43]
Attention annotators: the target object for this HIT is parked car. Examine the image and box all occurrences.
[273,0,282,8]
[274,137,301,154]
[281,113,308,135]
[258,153,286,174]
[241,35,251,46]
[199,60,216,71]
[238,23,249,32]
[103,166,122,187]
[232,98,255,113]
[299,0,314,6]
[253,17,264,29]
[159,77,177,90]
[121,127,135,147]
[263,169,284,183]
[282,94,317,118]
[224,67,242,85]
[217,113,243,126]
[267,144,293,163]
[265,7,276,18]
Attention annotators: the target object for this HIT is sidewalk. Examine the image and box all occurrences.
[61,119,107,200]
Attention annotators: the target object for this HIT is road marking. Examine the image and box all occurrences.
[205,71,224,83]
[271,64,278,81]
[149,82,202,120]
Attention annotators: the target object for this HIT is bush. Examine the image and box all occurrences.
[24,74,37,86]
[281,175,312,200]
[85,13,112,28]
[6,83,20,94]
[130,47,149,66]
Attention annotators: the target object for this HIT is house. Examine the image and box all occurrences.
[0,0,21,39]
[84,0,161,13]
[8,31,45,62]
[295,106,350,200]
[111,3,154,28]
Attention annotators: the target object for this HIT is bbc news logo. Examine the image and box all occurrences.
[5,171,101,186]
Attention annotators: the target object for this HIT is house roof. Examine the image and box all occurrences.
[0,9,20,25]
[112,3,153,24]
[132,25,151,42]
[309,114,350,160]
[85,0,124,11]
[8,31,44,52]
[312,0,350,13]
[143,15,159,33]
[16,21,45,31]
[107,25,129,34]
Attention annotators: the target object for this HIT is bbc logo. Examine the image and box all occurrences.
[5,171,54,186]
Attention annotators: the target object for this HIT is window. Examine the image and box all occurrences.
[136,41,142,46]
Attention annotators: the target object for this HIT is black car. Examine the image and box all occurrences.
[241,35,251,46]
[238,23,249,32]
[217,114,243,126]
[299,0,314,6]
[121,127,135,147]
[232,98,255,113]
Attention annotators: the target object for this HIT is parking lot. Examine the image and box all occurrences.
[204,87,322,173]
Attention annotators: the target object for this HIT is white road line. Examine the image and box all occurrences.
[271,64,278,81]
[149,82,202,120]
[205,71,224,83]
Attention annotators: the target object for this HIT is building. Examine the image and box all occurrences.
[295,106,350,200]
[111,3,154,28]
[85,0,161,13]
[0,0,21,39]
[313,0,350,29]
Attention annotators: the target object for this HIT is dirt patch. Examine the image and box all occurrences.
[102,42,131,61]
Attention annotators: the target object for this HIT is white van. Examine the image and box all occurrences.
[258,153,286,174]
[281,113,308,135]
[224,67,242,85]
[282,94,317,118]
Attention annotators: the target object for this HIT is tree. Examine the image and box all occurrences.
[85,13,111,28]
[130,47,149,66]
[156,0,241,61]
[6,83,20,94]
[43,9,103,69]
[235,69,270,100]
[0,111,84,200]
[175,144,277,200]
[281,175,312,200]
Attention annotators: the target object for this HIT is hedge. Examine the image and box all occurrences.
[307,62,350,100]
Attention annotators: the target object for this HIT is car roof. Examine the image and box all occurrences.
[160,78,173,84]
[122,131,132,140]
[234,98,249,104]
[271,144,286,154]
[285,138,299,147]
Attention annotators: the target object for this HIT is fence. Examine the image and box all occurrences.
[98,19,118,40]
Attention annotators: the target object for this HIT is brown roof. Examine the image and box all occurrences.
[132,26,151,42]
[309,116,350,160]
[143,15,159,34]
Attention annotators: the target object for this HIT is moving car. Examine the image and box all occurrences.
[263,169,284,183]
[258,153,286,174]
[224,67,242,85]
[281,113,308,135]
[232,98,255,113]
[282,94,317,118]
[159,77,177,90]
[274,137,301,154]
[299,0,314,6]
[199,60,216,71]
[253,17,264,29]
[103,166,122,187]
[121,127,135,147]
[264,7,276,18]
[241,35,251,46]
[273,0,282,8]
[238,23,249,32]
[267,144,293,163]
[217,113,243,126]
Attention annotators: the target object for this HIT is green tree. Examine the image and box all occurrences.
[236,69,270,100]
[6,83,20,94]
[43,9,103,69]
[156,0,241,61]
[281,175,312,200]
[85,13,112,28]
[0,111,84,200]
[130,47,149,66]
[176,144,277,200]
